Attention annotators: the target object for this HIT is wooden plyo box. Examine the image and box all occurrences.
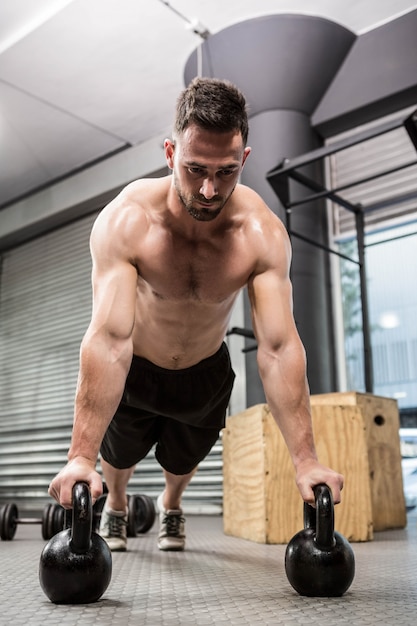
[222,394,406,544]
[311,392,406,532]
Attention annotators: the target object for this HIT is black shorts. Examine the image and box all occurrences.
[100,343,235,475]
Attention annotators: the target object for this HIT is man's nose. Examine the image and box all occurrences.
[200,177,217,199]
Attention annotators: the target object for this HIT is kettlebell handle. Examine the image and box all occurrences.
[304,483,335,549]
[70,482,93,554]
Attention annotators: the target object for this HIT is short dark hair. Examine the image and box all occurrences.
[174,77,249,145]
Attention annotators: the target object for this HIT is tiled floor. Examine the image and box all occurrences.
[1,508,417,625]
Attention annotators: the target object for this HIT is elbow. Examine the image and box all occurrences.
[81,328,133,369]
[256,343,280,380]
[110,336,133,367]
[257,338,307,378]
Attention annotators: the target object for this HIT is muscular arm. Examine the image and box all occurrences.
[49,204,138,506]
[248,216,343,504]
[68,243,137,461]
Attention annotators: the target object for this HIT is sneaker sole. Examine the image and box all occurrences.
[158,542,185,551]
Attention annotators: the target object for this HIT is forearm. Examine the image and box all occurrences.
[68,331,133,463]
[258,342,318,470]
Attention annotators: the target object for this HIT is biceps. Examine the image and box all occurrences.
[249,270,296,351]
[90,262,137,339]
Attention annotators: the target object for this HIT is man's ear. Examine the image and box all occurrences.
[241,146,251,168]
[164,139,175,169]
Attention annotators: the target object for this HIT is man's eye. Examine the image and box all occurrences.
[221,170,234,176]
[188,167,203,175]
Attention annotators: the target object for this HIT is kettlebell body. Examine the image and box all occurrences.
[285,484,355,597]
[39,482,112,604]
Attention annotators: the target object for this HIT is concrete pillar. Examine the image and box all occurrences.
[242,109,332,402]
[184,14,355,401]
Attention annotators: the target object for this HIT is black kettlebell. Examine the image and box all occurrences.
[39,482,112,604]
[285,483,355,597]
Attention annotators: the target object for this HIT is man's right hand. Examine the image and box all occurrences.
[48,456,103,509]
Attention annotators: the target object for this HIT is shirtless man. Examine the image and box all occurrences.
[49,77,343,552]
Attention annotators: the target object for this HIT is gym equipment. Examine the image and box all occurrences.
[1,487,155,541]
[0,502,64,541]
[42,503,65,540]
[39,481,112,604]
[127,494,156,535]
[285,483,355,597]
[92,492,156,536]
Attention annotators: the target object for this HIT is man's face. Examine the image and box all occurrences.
[165,125,250,222]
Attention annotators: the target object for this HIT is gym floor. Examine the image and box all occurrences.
[1,508,416,626]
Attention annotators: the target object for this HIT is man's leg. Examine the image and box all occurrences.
[157,467,197,551]
[101,458,136,510]
[160,467,197,509]
[99,458,136,551]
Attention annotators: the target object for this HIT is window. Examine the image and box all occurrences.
[339,222,417,415]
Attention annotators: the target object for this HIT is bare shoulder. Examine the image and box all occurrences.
[91,176,170,253]
[234,183,290,258]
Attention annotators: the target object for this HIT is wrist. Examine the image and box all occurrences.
[67,452,97,467]
[293,454,318,473]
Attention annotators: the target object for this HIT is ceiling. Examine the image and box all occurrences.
[1,0,417,210]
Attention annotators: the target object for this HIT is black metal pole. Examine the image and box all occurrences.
[355,208,374,393]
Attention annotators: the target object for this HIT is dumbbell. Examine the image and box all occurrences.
[0,501,64,541]
[93,493,156,536]
[1,491,155,541]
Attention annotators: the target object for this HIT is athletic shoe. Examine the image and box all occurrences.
[157,492,186,551]
[99,505,128,551]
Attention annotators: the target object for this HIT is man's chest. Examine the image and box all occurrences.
[136,233,253,303]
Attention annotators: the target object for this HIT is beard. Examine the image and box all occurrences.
[173,174,234,222]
